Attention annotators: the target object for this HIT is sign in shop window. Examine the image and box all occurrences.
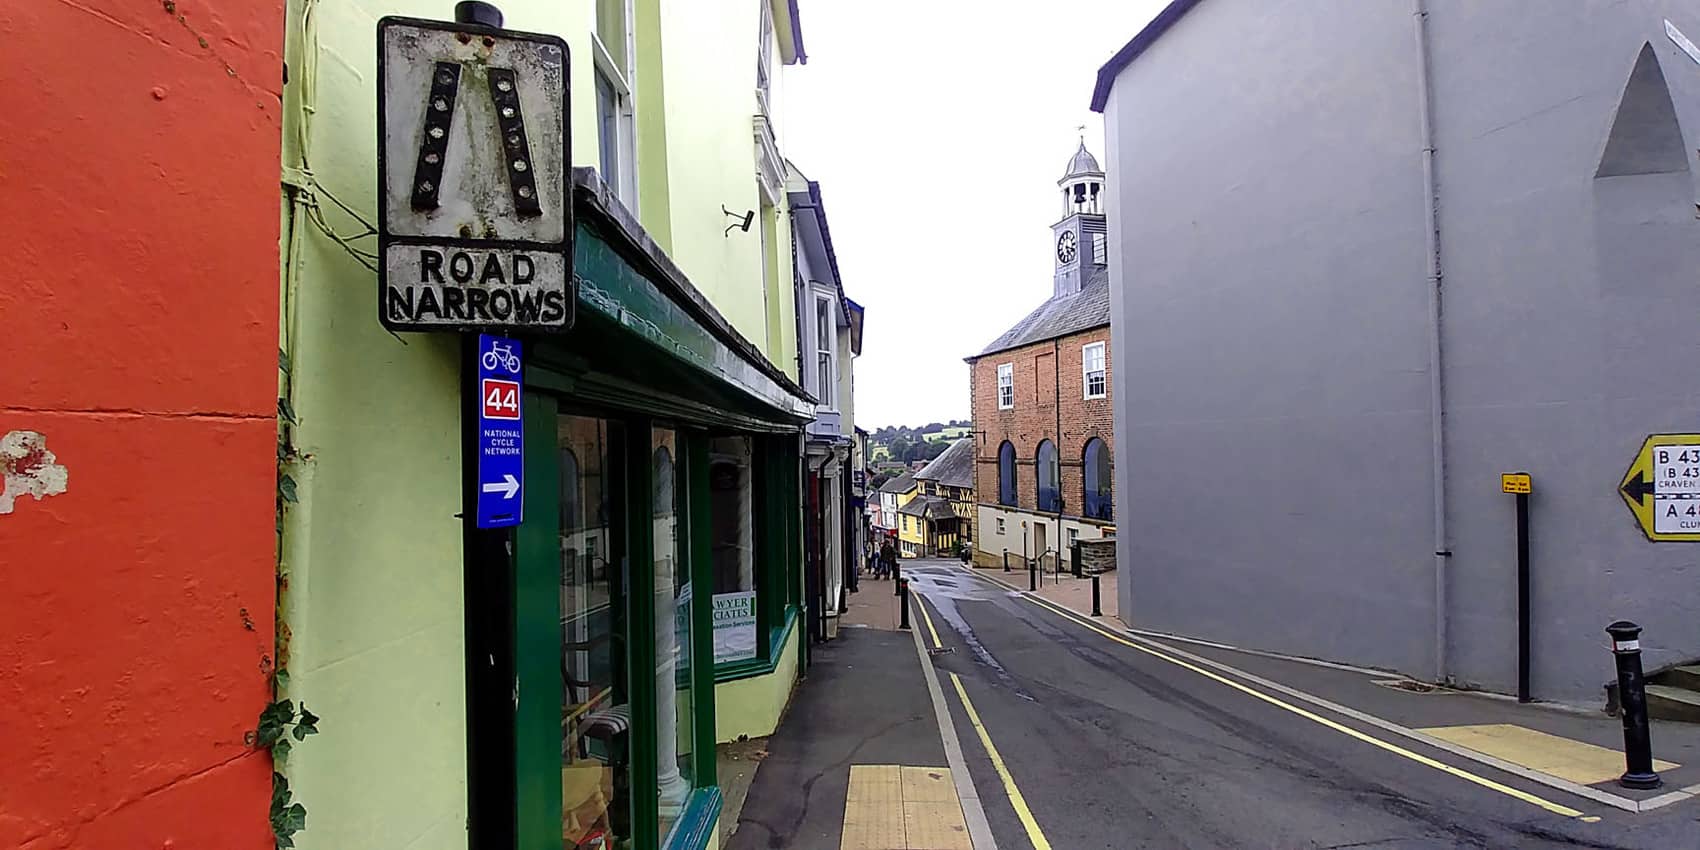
[712,591,757,663]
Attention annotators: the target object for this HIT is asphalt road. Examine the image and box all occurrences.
[904,561,1700,850]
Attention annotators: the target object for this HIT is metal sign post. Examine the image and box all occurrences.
[1501,472,1533,703]
[377,15,573,334]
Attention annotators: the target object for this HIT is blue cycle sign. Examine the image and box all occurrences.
[476,333,524,528]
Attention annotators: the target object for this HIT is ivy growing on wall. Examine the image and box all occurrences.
[266,347,315,848]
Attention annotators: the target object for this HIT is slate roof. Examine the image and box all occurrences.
[914,439,973,489]
[974,266,1111,358]
[877,472,916,494]
[898,495,958,522]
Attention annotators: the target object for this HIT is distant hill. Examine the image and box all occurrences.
[869,420,970,465]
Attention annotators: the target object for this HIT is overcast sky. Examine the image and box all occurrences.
[782,1,1167,430]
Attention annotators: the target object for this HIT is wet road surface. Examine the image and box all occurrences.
[903,561,1700,849]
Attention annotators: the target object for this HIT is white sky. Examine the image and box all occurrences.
[782,0,1167,429]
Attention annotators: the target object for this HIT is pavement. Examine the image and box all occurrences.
[725,559,1700,848]
[725,575,972,850]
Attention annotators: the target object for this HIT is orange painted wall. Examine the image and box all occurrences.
[0,1,282,847]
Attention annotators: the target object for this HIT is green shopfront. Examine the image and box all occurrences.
[465,170,812,850]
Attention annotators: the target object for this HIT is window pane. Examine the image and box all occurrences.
[710,437,757,663]
[653,430,693,839]
[818,353,832,405]
[559,415,629,848]
[596,0,628,76]
[595,72,619,189]
[817,298,832,349]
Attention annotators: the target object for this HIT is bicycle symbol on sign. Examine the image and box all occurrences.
[482,341,521,374]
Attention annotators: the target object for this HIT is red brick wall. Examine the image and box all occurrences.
[970,326,1114,518]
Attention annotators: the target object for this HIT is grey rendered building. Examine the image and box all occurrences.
[1094,0,1700,700]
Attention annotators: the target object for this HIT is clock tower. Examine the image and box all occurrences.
[1053,139,1107,297]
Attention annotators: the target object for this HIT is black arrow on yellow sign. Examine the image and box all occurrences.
[1621,470,1655,506]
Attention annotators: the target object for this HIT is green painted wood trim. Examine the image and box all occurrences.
[662,787,724,850]
[515,392,564,850]
[794,452,810,676]
[712,605,800,684]
[567,197,814,421]
[685,432,718,787]
[626,418,661,850]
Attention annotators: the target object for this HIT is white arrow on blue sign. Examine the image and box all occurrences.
[476,333,524,528]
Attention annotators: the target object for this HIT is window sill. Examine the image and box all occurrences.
[713,606,799,684]
[663,787,723,850]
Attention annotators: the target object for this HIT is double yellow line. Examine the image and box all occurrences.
[958,569,1595,821]
[914,593,1055,850]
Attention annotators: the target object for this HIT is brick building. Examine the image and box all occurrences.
[967,142,1116,569]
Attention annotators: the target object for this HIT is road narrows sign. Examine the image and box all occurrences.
[476,333,524,528]
[378,16,573,333]
[1618,433,1700,541]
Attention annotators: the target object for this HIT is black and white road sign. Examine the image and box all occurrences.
[377,16,573,333]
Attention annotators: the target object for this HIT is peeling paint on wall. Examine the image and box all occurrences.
[1,430,68,515]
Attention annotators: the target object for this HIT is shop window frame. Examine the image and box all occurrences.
[482,388,728,850]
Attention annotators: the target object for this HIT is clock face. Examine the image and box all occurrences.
[1056,230,1078,264]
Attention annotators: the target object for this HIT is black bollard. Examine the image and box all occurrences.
[898,578,911,630]
[1029,558,1037,591]
[1003,549,1010,572]
[1072,544,1083,578]
[1607,621,1661,789]
[1091,573,1102,617]
[893,560,902,595]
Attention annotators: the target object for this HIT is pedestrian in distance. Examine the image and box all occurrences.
[878,540,897,580]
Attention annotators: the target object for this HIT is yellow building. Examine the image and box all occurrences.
[278,2,815,848]
[897,439,973,558]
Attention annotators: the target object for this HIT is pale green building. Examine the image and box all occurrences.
[278,1,816,847]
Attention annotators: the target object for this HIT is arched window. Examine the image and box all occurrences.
[1083,438,1112,520]
[1035,440,1060,513]
[997,441,1017,506]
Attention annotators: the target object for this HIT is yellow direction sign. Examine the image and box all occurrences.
[1619,434,1700,541]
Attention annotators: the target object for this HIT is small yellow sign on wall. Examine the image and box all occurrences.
[1501,473,1532,494]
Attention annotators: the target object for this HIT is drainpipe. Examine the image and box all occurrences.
[1412,0,1450,684]
[1054,339,1063,573]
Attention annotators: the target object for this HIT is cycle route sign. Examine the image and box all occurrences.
[476,333,524,528]
[377,16,574,333]
[1618,433,1700,541]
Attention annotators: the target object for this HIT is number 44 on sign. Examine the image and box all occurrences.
[1618,433,1700,541]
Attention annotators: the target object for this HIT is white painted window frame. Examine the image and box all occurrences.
[1082,342,1107,400]
[591,0,638,209]
[814,292,836,410]
[996,363,1014,410]
[756,0,774,117]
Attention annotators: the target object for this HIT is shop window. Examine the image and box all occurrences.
[1083,438,1112,520]
[710,436,757,663]
[652,431,693,838]
[559,415,629,847]
[997,441,1017,506]
[1036,440,1060,512]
